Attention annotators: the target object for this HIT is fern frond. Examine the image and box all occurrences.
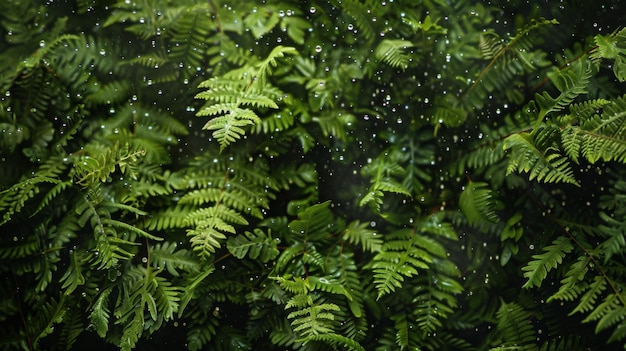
[374,39,413,70]
[371,227,448,299]
[59,249,87,295]
[186,207,235,258]
[251,110,296,134]
[309,334,366,351]
[522,236,574,288]
[226,228,280,262]
[90,288,112,338]
[562,95,626,164]
[288,302,340,338]
[150,242,199,277]
[255,45,298,86]
[85,80,131,105]
[167,3,214,79]
[342,220,382,253]
[548,254,591,302]
[196,46,295,150]
[490,301,536,350]
[144,205,194,231]
[479,32,504,60]
[534,60,592,127]
[332,0,379,40]
[152,274,183,321]
[30,297,67,345]
[503,131,579,185]
[359,149,411,212]
[0,175,61,225]
[464,18,558,109]
[459,180,501,227]
[571,276,607,315]
[288,201,334,242]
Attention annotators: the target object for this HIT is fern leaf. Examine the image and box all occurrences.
[332,0,378,40]
[255,45,298,86]
[273,242,305,274]
[100,218,162,241]
[491,301,536,350]
[596,306,626,334]
[562,95,626,164]
[289,201,334,241]
[202,108,261,149]
[196,46,295,150]
[342,220,383,253]
[144,205,194,231]
[168,4,214,79]
[571,275,607,315]
[547,254,591,302]
[31,297,67,345]
[119,312,144,351]
[522,236,574,288]
[150,242,199,277]
[59,249,87,295]
[309,334,366,351]
[459,181,500,227]
[371,230,430,299]
[227,228,280,262]
[187,218,231,258]
[503,131,579,185]
[288,302,340,338]
[90,288,112,338]
[534,60,592,126]
[374,39,413,70]
[153,275,182,321]
[608,320,626,344]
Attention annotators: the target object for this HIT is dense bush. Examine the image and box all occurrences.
[1,0,626,350]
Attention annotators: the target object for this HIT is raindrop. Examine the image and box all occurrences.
[309,6,316,13]
[315,45,322,53]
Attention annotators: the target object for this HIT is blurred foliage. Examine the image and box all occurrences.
[1,0,626,350]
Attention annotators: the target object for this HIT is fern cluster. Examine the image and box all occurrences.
[1,0,626,350]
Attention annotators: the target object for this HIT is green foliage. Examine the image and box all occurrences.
[2,1,626,350]
[459,180,501,228]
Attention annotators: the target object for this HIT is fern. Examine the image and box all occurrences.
[359,148,411,213]
[342,220,383,253]
[371,216,453,299]
[459,180,501,227]
[561,95,626,164]
[489,302,536,351]
[374,39,414,70]
[464,18,558,109]
[533,60,593,130]
[522,236,574,288]
[149,242,199,277]
[30,296,67,346]
[90,288,112,338]
[167,3,215,79]
[2,1,626,350]
[227,228,280,262]
[503,130,579,185]
[196,46,296,150]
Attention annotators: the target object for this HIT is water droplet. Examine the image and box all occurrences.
[315,45,322,53]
